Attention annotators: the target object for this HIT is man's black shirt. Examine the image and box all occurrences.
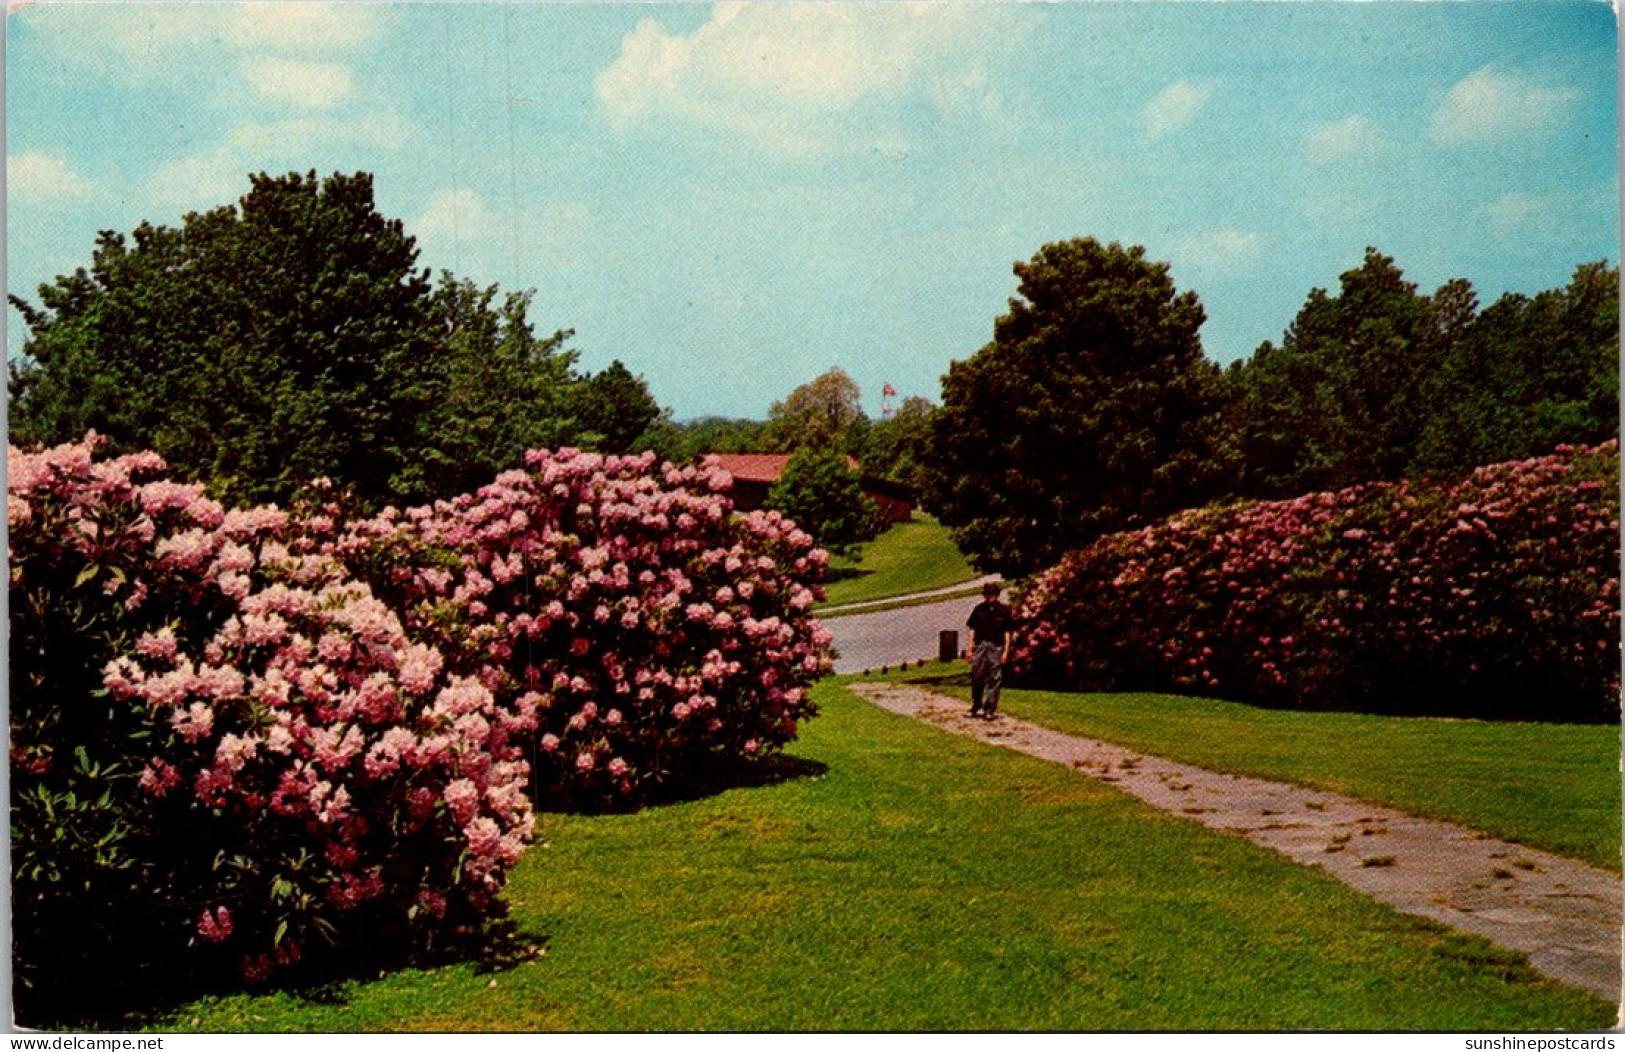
[967,599,1012,647]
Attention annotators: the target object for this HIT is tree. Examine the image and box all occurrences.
[763,447,879,554]
[402,275,584,501]
[919,238,1235,577]
[1227,249,1442,497]
[578,359,662,454]
[1414,261,1619,474]
[10,172,436,508]
[861,395,936,499]
[766,367,867,452]
[8,171,654,509]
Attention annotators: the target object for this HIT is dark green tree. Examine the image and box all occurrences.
[764,447,879,554]
[861,395,936,498]
[578,359,662,454]
[639,416,776,463]
[401,275,584,500]
[9,171,654,509]
[920,238,1235,577]
[765,367,868,452]
[10,172,436,508]
[1414,261,1619,474]
[1227,249,1444,498]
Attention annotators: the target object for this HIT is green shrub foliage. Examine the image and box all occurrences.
[1012,442,1620,721]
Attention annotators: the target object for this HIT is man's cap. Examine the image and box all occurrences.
[982,581,1001,597]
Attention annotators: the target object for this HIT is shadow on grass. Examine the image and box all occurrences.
[30,912,550,1032]
[536,752,830,816]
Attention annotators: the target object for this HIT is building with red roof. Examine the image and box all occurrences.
[707,452,915,526]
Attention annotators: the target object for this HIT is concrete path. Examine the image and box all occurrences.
[822,593,982,674]
[820,583,1008,675]
[851,681,1623,1005]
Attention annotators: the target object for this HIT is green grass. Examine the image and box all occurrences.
[884,664,1621,870]
[160,678,1612,1031]
[819,514,978,608]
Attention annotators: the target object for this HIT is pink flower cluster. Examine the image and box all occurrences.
[339,448,835,802]
[1011,442,1620,720]
[10,435,534,985]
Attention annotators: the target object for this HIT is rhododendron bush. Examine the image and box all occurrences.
[1011,442,1620,721]
[10,437,832,1021]
[330,447,833,805]
[9,437,535,1020]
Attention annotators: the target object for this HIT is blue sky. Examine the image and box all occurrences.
[6,2,1618,421]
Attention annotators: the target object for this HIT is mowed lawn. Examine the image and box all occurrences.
[819,515,978,608]
[881,670,1619,871]
[164,679,1612,1031]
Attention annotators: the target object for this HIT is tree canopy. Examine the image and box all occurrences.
[763,446,879,554]
[9,170,662,509]
[919,238,1234,577]
[766,367,867,453]
[1225,251,1619,496]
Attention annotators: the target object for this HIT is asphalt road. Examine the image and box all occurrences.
[821,592,984,674]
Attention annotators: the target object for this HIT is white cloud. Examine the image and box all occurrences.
[17,3,378,82]
[1168,228,1262,271]
[595,3,1031,153]
[1305,115,1386,164]
[7,151,95,201]
[242,57,354,108]
[142,113,415,214]
[412,189,496,247]
[225,3,380,52]
[1430,66,1578,144]
[409,190,593,278]
[1483,191,1559,240]
[144,147,253,212]
[1140,80,1215,139]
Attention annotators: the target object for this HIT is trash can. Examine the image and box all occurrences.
[939,630,958,663]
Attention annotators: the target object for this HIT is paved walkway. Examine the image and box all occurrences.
[851,681,1623,1004]
[817,574,1002,616]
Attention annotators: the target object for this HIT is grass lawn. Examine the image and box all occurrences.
[161,678,1612,1031]
[819,514,978,608]
[882,664,1621,871]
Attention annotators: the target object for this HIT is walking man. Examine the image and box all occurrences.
[965,581,1012,719]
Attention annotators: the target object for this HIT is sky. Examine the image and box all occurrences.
[6,1,1619,421]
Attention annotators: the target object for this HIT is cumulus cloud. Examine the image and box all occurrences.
[412,189,497,247]
[1168,228,1262,271]
[225,3,380,52]
[1430,66,1578,144]
[19,2,379,76]
[142,113,415,214]
[594,3,1031,153]
[144,147,254,212]
[7,151,95,201]
[1140,79,1215,139]
[1305,115,1387,164]
[1483,191,1559,240]
[241,58,354,108]
[410,191,593,278]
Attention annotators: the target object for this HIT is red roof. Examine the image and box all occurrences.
[708,453,793,484]
[707,452,867,485]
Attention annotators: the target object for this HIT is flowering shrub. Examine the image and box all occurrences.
[1011,442,1620,721]
[331,448,835,805]
[11,435,833,1023]
[9,437,534,1021]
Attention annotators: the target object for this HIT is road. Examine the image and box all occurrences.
[821,592,985,674]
